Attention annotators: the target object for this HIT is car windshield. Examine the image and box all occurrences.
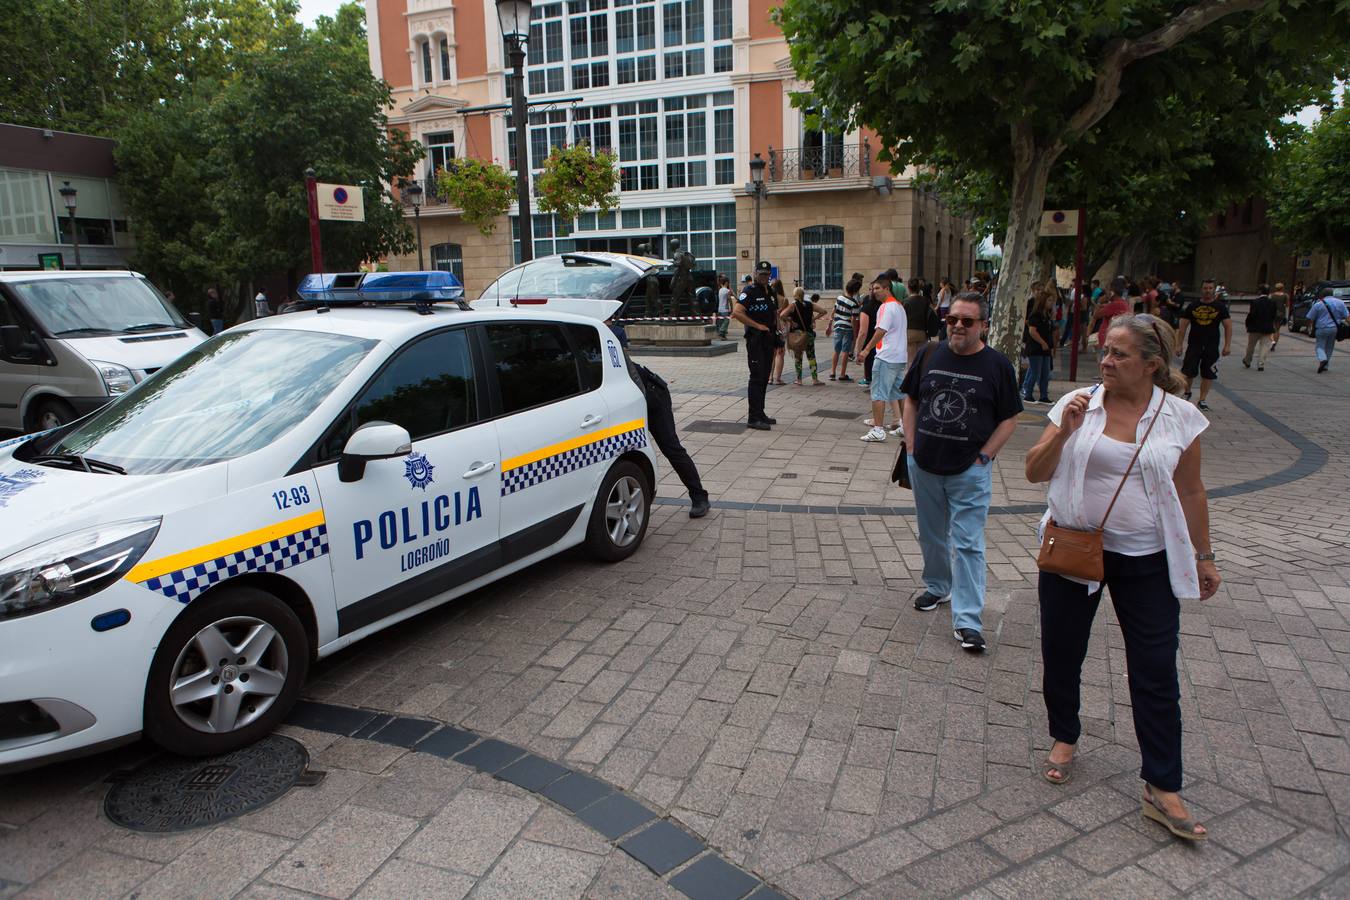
[478,256,643,302]
[12,276,189,336]
[29,329,375,474]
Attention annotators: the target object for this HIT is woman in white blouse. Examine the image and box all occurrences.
[1025,314,1220,841]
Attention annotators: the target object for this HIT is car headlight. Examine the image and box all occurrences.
[0,518,161,621]
[91,360,135,396]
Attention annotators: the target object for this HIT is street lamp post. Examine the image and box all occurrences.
[58,181,81,269]
[496,0,533,263]
[404,180,426,269]
[748,154,767,265]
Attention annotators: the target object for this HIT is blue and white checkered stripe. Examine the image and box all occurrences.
[501,428,648,497]
[142,524,330,604]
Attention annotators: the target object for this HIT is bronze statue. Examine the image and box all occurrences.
[669,238,695,317]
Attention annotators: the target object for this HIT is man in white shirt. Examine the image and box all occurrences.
[855,276,908,441]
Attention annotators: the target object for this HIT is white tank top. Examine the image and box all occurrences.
[1081,435,1164,556]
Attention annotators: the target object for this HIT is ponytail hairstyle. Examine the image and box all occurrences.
[1108,313,1185,394]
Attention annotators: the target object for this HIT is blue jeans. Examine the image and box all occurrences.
[1021,355,1051,400]
[907,456,992,632]
[1316,326,1337,365]
[211,318,224,335]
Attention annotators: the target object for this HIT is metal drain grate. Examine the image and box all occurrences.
[779,473,798,480]
[812,408,863,420]
[828,466,851,472]
[684,420,749,434]
[104,735,316,832]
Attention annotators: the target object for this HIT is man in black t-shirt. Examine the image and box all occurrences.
[732,260,779,429]
[900,293,1022,653]
[854,280,886,385]
[1175,278,1232,411]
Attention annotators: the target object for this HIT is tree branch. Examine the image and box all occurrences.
[1063,0,1269,143]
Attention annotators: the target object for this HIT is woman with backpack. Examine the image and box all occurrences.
[780,287,828,384]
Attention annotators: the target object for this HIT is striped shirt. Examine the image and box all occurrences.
[832,294,860,330]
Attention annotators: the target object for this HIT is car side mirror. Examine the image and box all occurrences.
[338,421,412,483]
[0,325,40,360]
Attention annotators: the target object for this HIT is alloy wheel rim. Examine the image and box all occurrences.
[169,616,289,734]
[605,475,644,547]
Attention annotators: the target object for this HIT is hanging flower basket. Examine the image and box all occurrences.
[435,159,516,236]
[535,143,620,223]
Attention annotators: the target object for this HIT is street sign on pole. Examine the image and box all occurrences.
[305,170,325,275]
[1040,209,1079,237]
[316,183,366,222]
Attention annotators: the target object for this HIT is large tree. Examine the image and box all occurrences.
[113,3,421,312]
[0,0,298,135]
[779,0,1350,360]
[1269,101,1350,278]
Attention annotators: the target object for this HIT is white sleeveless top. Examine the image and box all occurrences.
[1081,435,1164,556]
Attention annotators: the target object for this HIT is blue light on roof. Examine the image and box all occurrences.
[295,271,464,305]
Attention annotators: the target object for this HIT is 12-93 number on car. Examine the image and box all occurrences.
[272,486,311,510]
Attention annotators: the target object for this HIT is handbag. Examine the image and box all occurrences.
[1036,396,1162,581]
[1317,300,1350,342]
[890,343,936,490]
[787,303,809,352]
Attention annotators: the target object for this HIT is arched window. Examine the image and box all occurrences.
[799,225,844,291]
[439,37,451,81]
[915,225,926,280]
[420,40,433,85]
[431,242,464,282]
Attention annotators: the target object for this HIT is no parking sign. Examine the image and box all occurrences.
[316,183,366,222]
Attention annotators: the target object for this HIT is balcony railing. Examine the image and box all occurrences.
[398,178,454,208]
[767,141,871,183]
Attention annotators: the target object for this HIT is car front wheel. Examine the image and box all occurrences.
[584,460,651,562]
[144,586,309,757]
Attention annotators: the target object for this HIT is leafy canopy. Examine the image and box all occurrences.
[1269,102,1350,259]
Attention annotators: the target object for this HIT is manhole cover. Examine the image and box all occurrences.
[104,735,310,832]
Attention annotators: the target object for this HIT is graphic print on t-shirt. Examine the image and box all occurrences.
[922,368,981,441]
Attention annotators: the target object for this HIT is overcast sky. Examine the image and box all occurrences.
[299,0,348,24]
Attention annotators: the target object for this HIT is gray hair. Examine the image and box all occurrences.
[950,291,988,320]
[1106,313,1185,394]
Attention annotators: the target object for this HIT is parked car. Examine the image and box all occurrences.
[0,271,208,433]
[474,252,719,320]
[0,271,657,771]
[1290,281,1350,333]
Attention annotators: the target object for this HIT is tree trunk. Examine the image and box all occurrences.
[989,134,1059,360]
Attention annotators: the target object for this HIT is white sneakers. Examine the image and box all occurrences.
[861,426,887,442]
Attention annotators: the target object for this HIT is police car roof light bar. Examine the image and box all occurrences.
[295,271,468,312]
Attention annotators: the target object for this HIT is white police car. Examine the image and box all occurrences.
[0,271,657,770]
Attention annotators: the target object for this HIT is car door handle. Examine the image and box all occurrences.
[580,414,604,428]
[462,461,496,478]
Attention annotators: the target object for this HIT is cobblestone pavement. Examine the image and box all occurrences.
[4,330,1350,898]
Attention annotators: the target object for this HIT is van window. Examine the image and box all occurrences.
[477,256,640,302]
[485,323,583,415]
[11,276,188,336]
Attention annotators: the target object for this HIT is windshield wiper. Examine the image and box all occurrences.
[121,323,179,333]
[53,327,119,337]
[29,452,127,475]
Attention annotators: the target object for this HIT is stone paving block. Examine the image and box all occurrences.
[791,738,846,784]
[829,827,932,884]
[128,826,291,899]
[583,843,685,900]
[0,789,116,883]
[984,854,1094,900]
[400,788,538,876]
[577,793,657,840]
[980,811,1080,863]
[668,855,760,900]
[353,860,475,899]
[619,820,704,875]
[475,840,606,900]
[19,848,158,900]
[898,841,1008,897]
[1223,848,1326,898]
[908,802,1002,851]
[1210,804,1297,856]
[1046,783,1138,831]
[265,805,417,899]
[1060,820,1164,875]
[1067,864,1175,899]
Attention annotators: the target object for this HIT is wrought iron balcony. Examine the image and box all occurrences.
[397,178,453,208]
[767,141,871,183]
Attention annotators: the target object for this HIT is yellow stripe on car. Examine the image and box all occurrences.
[501,419,646,472]
[126,509,327,583]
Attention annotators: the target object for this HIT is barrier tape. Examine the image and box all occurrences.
[616,315,723,323]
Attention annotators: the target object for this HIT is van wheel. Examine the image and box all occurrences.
[144,586,309,757]
[585,460,650,562]
[31,398,75,432]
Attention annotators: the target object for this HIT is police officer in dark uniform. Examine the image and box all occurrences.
[608,318,711,518]
[733,260,778,430]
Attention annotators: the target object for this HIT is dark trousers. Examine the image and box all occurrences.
[864,341,875,381]
[745,330,774,421]
[1039,550,1183,791]
[640,369,707,502]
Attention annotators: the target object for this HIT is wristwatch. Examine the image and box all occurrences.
[977,452,993,465]
[1195,552,1216,561]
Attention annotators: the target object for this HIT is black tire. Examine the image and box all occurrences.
[30,397,75,433]
[144,586,309,757]
[584,459,651,562]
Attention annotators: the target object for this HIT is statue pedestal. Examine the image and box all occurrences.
[626,322,717,345]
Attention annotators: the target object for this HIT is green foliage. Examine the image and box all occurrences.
[777,0,1350,357]
[534,143,621,223]
[0,0,299,136]
[435,159,517,236]
[112,2,420,301]
[1269,103,1350,260]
